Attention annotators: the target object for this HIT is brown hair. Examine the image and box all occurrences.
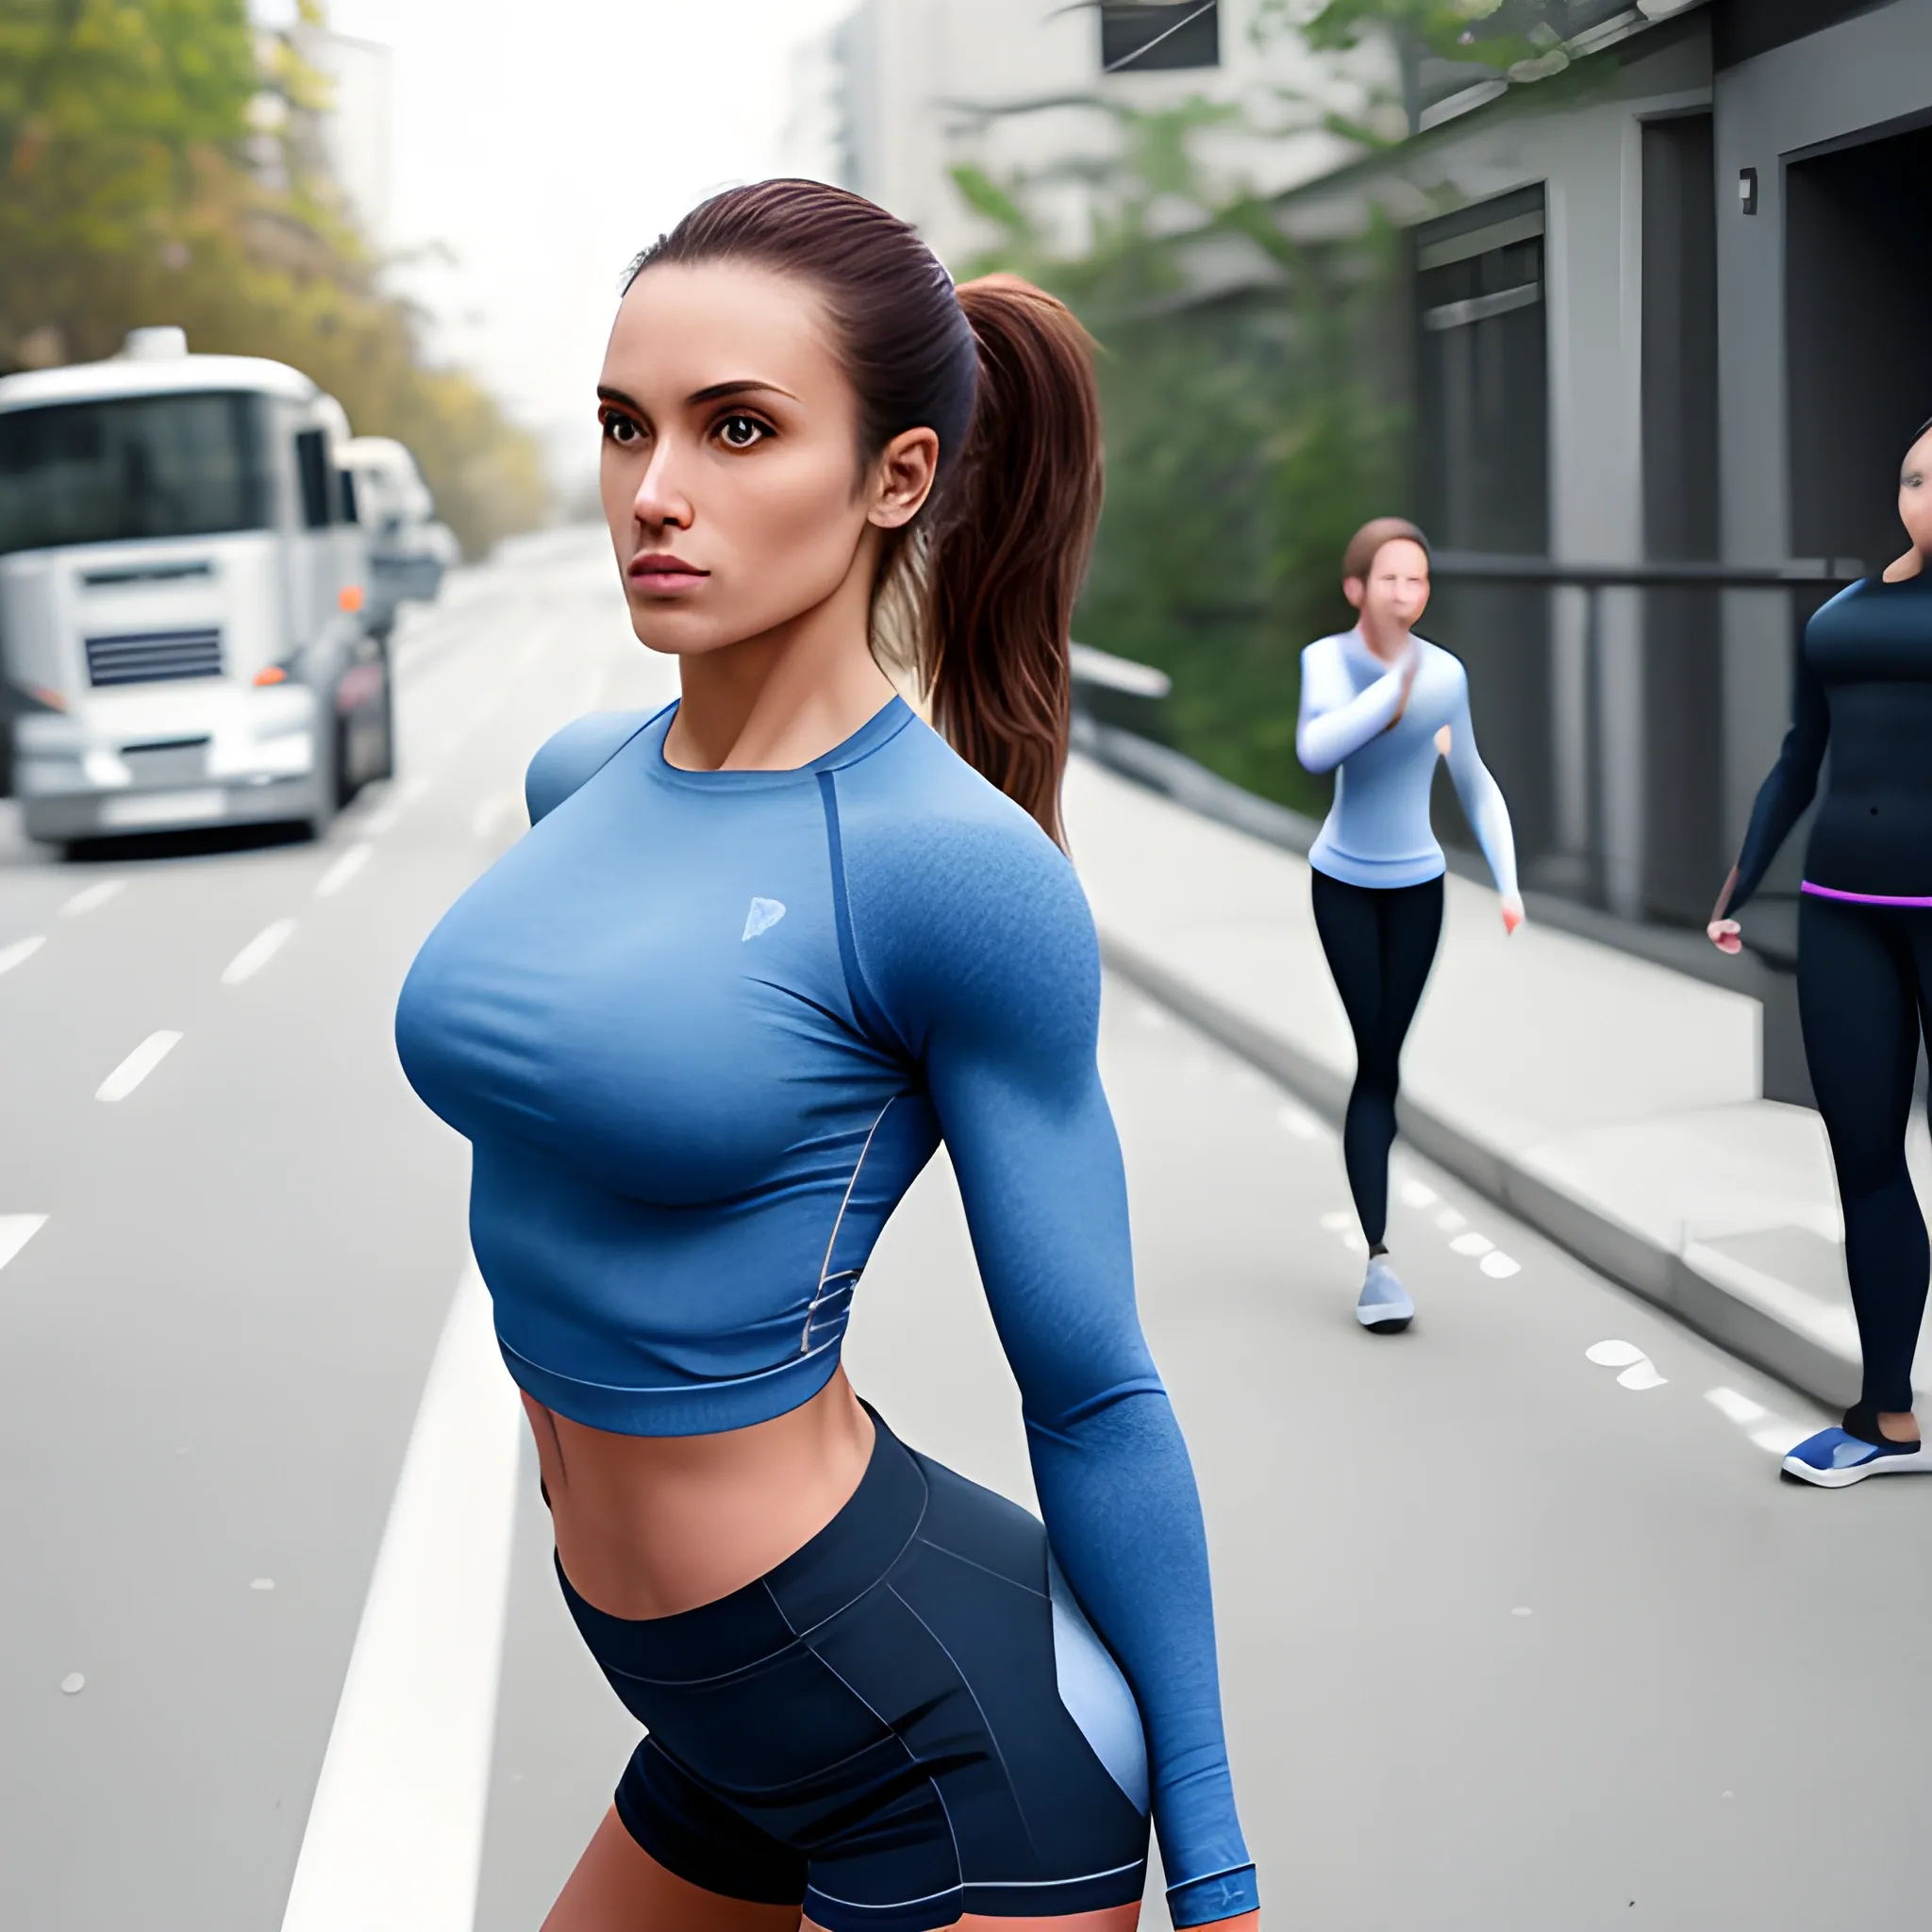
[625,181,1103,843]
[1342,516,1431,585]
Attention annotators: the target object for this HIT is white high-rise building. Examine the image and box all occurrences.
[788,0,1377,266]
[292,25,394,253]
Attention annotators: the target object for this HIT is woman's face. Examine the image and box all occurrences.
[596,261,935,658]
[1345,537,1431,631]
[1900,429,1932,558]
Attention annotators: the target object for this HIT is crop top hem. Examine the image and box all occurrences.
[497,1330,845,1437]
[1307,841,1448,891]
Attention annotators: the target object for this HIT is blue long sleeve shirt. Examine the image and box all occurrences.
[393,697,1256,1927]
[1297,627,1518,898]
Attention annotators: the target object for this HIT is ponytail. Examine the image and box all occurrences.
[628,185,1103,841]
[920,277,1103,845]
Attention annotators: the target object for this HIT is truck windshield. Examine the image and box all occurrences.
[0,391,272,558]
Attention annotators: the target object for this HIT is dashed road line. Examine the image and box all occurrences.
[0,935,46,975]
[315,844,374,899]
[96,1030,183,1103]
[222,920,297,986]
[0,1214,48,1271]
[1586,1338,1668,1390]
[1706,1385,1807,1455]
[61,879,125,918]
[1275,1103,1320,1140]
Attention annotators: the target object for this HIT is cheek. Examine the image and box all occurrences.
[706,456,864,610]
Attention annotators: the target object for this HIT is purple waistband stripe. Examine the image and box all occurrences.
[1801,881,1932,907]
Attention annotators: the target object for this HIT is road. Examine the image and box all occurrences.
[0,529,1923,1931]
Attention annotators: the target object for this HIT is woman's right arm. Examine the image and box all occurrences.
[1712,645,1828,932]
[1295,640,1405,775]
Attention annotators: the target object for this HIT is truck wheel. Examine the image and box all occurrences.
[306,718,344,840]
[370,674,396,783]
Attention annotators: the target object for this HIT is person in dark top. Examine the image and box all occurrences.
[1708,417,1932,1487]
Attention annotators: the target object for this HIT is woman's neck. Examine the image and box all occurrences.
[1355,615,1411,665]
[664,549,896,774]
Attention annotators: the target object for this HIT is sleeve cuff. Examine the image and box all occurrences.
[1167,1862,1260,1925]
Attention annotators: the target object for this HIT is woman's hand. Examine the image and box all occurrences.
[1385,650,1420,730]
[1500,893,1524,936]
[1707,917,1742,955]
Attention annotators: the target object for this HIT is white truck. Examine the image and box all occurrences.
[0,327,393,847]
[341,435,458,641]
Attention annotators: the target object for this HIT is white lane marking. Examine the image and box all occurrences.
[1319,1210,1353,1231]
[361,774,433,839]
[1617,1360,1669,1391]
[96,1030,183,1103]
[1398,1178,1439,1208]
[1586,1340,1646,1368]
[277,1267,522,1932]
[61,879,125,918]
[1276,1103,1319,1140]
[315,843,373,899]
[222,919,297,986]
[1706,1385,1809,1455]
[1478,1251,1522,1278]
[1434,1207,1466,1232]
[0,935,46,975]
[252,1577,276,1591]
[1705,1387,1768,1425]
[470,791,523,840]
[1510,1607,1533,1618]
[0,1215,48,1271]
[1449,1230,1495,1257]
[59,1673,85,1695]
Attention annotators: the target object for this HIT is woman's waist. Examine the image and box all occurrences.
[539,1377,923,1640]
[1804,798,1932,896]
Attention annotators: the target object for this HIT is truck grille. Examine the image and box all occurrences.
[85,627,225,687]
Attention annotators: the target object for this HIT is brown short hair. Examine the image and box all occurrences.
[1341,516,1431,585]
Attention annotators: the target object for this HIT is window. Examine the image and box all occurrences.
[0,391,271,558]
[1100,1,1220,74]
[295,427,334,529]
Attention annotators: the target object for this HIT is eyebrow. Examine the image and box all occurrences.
[595,380,797,411]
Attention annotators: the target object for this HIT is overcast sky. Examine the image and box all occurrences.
[254,0,855,493]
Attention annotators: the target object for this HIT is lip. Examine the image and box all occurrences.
[628,552,708,592]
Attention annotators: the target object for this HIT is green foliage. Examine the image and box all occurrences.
[0,0,544,558]
[957,102,1407,814]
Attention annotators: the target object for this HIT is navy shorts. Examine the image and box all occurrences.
[557,1410,1151,1931]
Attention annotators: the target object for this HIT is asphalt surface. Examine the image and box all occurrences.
[1,529,1923,1931]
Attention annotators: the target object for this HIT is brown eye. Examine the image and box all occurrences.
[718,414,767,450]
[601,411,641,446]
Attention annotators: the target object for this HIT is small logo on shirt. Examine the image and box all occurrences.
[741,897,787,941]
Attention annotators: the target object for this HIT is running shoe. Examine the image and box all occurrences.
[1357,1255,1413,1334]
[1782,1425,1932,1487]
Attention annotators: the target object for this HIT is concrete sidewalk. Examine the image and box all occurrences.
[1064,754,1932,1409]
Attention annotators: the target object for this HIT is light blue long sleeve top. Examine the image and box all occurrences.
[1296,627,1519,898]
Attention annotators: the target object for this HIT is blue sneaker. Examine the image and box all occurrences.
[1357,1255,1413,1334]
[1782,1424,1932,1488]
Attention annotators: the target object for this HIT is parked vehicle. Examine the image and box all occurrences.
[0,326,392,846]
[342,435,458,640]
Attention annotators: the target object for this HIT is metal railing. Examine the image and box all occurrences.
[1426,550,1864,924]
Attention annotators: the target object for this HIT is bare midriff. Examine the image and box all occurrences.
[523,1368,877,1622]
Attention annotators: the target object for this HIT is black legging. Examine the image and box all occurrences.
[1797,892,1932,1415]
[1310,871,1444,1249]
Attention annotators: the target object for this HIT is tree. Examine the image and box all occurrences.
[0,0,544,557]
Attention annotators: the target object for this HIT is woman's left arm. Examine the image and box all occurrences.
[1441,668,1522,919]
[882,830,1257,1931]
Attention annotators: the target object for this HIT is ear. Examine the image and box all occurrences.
[867,426,941,531]
[1342,575,1366,611]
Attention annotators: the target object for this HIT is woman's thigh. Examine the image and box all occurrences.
[542,1807,802,1932]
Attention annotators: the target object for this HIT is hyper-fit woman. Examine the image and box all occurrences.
[1297,519,1523,1334]
[394,183,1257,1929]
[1709,418,1932,1489]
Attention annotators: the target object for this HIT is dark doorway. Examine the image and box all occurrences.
[1641,112,1723,924]
[1787,121,1932,576]
[1412,186,1554,883]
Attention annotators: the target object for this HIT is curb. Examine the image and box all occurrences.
[1096,927,1859,1412]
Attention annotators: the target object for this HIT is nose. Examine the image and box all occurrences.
[632,440,693,533]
